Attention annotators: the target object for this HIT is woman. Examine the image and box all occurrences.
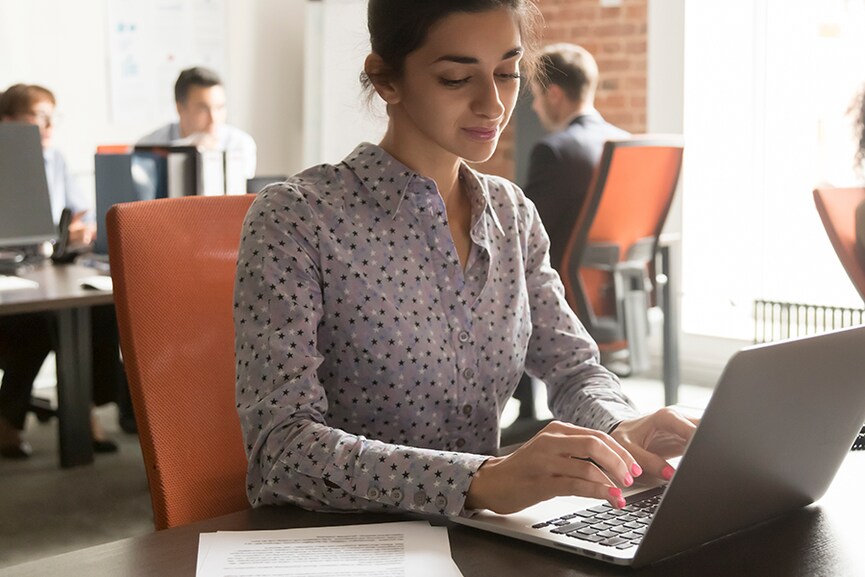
[0,84,119,457]
[235,0,697,517]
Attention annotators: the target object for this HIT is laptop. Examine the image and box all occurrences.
[454,326,865,567]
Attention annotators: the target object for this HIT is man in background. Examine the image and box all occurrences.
[510,44,629,426]
[138,66,257,179]
[524,43,629,274]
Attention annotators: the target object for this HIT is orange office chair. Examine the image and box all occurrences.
[813,187,865,302]
[561,137,684,375]
[106,194,254,530]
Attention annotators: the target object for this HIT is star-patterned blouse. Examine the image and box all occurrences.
[234,142,639,518]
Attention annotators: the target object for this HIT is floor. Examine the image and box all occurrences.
[0,365,712,570]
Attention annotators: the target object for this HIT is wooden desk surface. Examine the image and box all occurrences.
[3,453,863,577]
[0,262,112,315]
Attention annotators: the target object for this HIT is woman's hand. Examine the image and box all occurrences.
[610,407,699,482]
[68,211,95,247]
[465,421,643,514]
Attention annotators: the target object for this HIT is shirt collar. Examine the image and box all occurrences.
[341,142,504,236]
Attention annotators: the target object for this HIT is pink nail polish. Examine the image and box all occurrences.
[608,487,622,498]
[623,473,633,487]
[617,497,626,509]
[662,465,675,480]
[631,463,643,477]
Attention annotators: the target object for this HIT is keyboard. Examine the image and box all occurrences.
[0,274,39,292]
[854,425,865,451]
[531,487,665,550]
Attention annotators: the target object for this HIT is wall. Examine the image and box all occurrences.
[0,0,306,196]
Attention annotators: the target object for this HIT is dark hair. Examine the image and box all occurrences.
[0,83,56,119]
[535,43,598,103]
[853,85,865,178]
[361,0,543,92]
[174,67,223,104]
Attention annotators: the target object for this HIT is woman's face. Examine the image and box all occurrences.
[387,8,523,164]
[16,99,55,148]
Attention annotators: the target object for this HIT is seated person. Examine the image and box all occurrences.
[524,43,629,274]
[0,83,124,458]
[138,66,257,179]
[234,0,697,518]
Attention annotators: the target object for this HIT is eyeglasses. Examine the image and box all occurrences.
[19,110,61,129]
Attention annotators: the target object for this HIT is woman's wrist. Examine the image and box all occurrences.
[465,455,504,511]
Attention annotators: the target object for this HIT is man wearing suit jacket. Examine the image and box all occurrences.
[524,44,629,274]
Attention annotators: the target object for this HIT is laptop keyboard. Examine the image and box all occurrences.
[531,488,665,550]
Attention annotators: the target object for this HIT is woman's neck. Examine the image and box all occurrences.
[378,129,463,208]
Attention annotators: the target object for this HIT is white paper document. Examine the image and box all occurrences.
[196,521,463,577]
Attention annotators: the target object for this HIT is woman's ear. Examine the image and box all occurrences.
[364,53,401,105]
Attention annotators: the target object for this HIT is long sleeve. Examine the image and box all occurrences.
[234,182,487,518]
[518,194,640,433]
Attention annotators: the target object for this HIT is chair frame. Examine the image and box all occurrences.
[813,187,865,303]
[107,194,254,530]
[561,136,684,371]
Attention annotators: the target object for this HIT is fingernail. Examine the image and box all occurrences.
[662,465,675,480]
[608,487,622,498]
[617,497,626,509]
[631,463,643,477]
[623,473,633,487]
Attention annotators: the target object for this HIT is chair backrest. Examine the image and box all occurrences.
[813,187,865,302]
[107,194,254,530]
[561,137,684,338]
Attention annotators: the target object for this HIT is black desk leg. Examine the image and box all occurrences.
[55,307,94,468]
[659,245,680,406]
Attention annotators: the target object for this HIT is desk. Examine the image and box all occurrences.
[3,452,862,576]
[0,263,113,467]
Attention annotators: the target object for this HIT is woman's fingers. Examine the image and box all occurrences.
[610,407,700,480]
[534,422,639,488]
[465,421,641,514]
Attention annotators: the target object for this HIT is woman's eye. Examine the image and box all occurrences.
[440,77,471,88]
[496,72,522,81]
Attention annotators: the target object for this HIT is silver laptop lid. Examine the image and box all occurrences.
[634,325,865,566]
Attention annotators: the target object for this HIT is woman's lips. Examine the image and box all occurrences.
[463,127,499,141]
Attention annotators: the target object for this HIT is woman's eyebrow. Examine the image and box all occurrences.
[433,46,524,65]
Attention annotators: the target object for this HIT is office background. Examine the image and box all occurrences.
[2,0,865,570]
[2,0,863,399]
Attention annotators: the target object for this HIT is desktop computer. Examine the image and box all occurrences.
[0,123,56,274]
[93,150,167,257]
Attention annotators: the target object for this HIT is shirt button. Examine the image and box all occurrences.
[455,438,466,448]
[413,490,428,507]
[462,404,473,416]
[366,487,380,500]
[391,488,403,502]
[458,331,470,343]
[462,367,474,380]
[434,495,448,509]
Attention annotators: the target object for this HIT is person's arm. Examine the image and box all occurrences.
[54,152,95,246]
[241,130,256,179]
[465,190,696,514]
[234,183,487,517]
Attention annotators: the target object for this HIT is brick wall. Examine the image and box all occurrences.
[477,0,648,180]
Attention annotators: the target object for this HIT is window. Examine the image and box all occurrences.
[682,0,865,339]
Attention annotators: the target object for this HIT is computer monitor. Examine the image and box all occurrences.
[93,151,167,256]
[0,123,56,251]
